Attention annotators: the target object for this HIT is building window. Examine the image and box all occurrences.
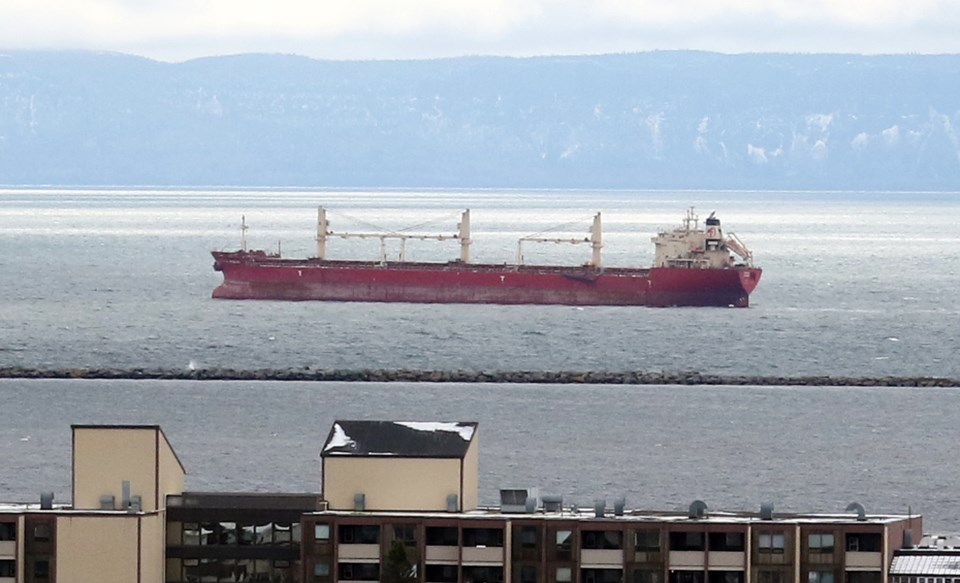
[199,522,216,545]
[255,522,273,544]
[556,530,574,559]
[0,560,15,577]
[219,521,238,545]
[757,571,785,583]
[847,573,881,583]
[0,522,15,541]
[521,566,538,583]
[394,524,417,544]
[463,566,505,583]
[669,532,705,551]
[557,568,573,583]
[34,559,51,579]
[238,523,256,545]
[582,530,623,550]
[314,561,331,576]
[426,564,459,583]
[633,569,661,583]
[758,533,786,554]
[808,571,834,583]
[521,526,539,548]
[708,572,743,583]
[669,572,705,583]
[274,522,293,545]
[339,524,380,545]
[463,527,504,547]
[845,533,882,552]
[315,523,331,541]
[33,524,51,542]
[808,534,835,553]
[635,530,660,551]
[709,533,745,552]
[426,526,459,546]
[339,562,380,581]
[582,569,623,583]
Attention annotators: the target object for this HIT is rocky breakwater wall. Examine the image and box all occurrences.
[1,367,958,387]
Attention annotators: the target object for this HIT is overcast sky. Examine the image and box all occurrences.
[2,0,959,62]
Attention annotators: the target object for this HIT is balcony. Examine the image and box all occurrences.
[581,549,624,567]
[462,546,504,565]
[337,544,381,561]
[669,551,706,569]
[426,545,460,563]
[845,552,882,570]
[708,552,745,569]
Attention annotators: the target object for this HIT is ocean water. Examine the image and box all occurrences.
[0,379,957,530]
[1,188,958,377]
[1,188,959,530]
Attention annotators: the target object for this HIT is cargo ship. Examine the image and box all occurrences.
[212,208,761,307]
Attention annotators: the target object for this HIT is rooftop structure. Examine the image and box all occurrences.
[0,420,943,583]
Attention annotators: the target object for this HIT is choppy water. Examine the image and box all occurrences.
[1,188,959,377]
[1,189,959,531]
[0,379,957,530]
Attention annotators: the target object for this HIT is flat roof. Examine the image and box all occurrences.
[310,506,915,525]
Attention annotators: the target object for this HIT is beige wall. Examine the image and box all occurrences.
[324,457,462,511]
[55,513,165,583]
[461,437,479,512]
[139,513,165,583]
[73,427,185,512]
[56,515,140,583]
[74,428,158,511]
[157,432,185,510]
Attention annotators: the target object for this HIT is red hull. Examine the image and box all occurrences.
[212,251,761,307]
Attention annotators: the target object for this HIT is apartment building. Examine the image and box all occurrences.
[0,424,184,583]
[0,421,926,583]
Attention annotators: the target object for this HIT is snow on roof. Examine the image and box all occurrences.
[321,420,477,458]
[325,423,357,452]
[396,421,476,441]
[891,555,960,576]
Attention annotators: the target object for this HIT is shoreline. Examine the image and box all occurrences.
[1,367,957,387]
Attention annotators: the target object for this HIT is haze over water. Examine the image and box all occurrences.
[1,188,959,530]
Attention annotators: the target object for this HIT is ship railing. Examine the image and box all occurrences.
[328,232,460,263]
[516,235,591,265]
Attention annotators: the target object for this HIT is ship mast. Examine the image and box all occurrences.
[590,212,602,268]
[241,215,248,252]
[316,207,329,260]
[459,209,471,263]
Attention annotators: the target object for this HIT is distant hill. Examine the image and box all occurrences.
[1,50,958,190]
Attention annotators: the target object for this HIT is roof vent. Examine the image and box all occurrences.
[353,493,365,512]
[614,498,626,517]
[40,492,54,510]
[688,500,708,519]
[447,494,459,513]
[760,502,774,520]
[129,495,142,513]
[99,495,116,510]
[594,499,606,518]
[542,495,563,513]
[500,488,540,513]
[845,502,866,521]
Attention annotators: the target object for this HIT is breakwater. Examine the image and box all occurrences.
[1,367,957,387]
